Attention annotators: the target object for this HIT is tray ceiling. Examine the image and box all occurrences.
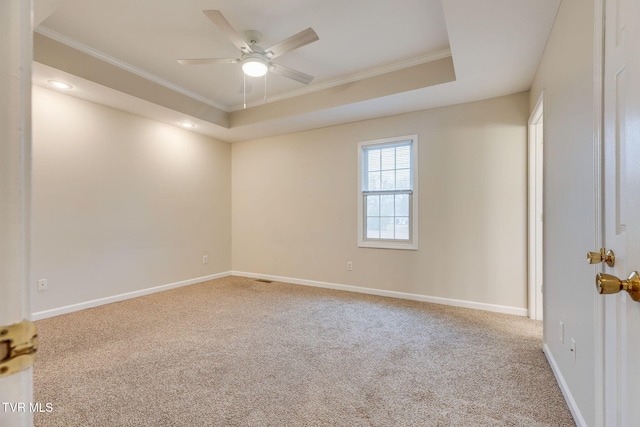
[33,0,561,142]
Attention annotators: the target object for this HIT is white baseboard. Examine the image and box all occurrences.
[32,271,232,320]
[231,271,528,316]
[543,343,585,427]
[32,270,528,321]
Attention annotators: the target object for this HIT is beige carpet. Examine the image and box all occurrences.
[33,276,575,426]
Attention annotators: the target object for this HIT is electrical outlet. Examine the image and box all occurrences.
[570,338,576,363]
[37,279,48,292]
[559,321,564,344]
[347,261,353,271]
[203,255,208,264]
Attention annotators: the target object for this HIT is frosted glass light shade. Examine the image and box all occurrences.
[242,58,268,77]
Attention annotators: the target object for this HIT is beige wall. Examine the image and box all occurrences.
[31,88,529,316]
[232,92,529,310]
[529,0,596,425]
[31,86,232,314]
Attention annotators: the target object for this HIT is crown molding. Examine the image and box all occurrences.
[230,48,452,111]
[35,25,452,117]
[35,26,230,112]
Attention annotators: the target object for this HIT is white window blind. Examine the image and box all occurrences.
[358,136,418,250]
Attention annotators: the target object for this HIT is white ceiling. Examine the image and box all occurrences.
[33,0,561,142]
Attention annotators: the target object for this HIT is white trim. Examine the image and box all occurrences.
[231,49,452,111]
[357,134,419,250]
[35,26,230,112]
[543,344,587,427]
[232,271,528,316]
[31,269,528,321]
[592,0,605,425]
[31,272,231,320]
[528,93,544,321]
[0,2,34,424]
[36,24,451,114]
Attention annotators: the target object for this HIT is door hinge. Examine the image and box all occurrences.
[0,320,38,377]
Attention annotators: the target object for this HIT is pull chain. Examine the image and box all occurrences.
[243,73,246,109]
[264,72,267,103]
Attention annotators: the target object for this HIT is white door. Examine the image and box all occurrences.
[0,1,34,426]
[601,0,640,425]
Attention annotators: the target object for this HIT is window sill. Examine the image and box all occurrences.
[358,241,418,251]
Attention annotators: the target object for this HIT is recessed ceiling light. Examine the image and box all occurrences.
[180,122,196,128]
[47,80,73,90]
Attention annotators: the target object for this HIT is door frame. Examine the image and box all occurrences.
[0,1,34,426]
[592,0,605,424]
[528,93,544,321]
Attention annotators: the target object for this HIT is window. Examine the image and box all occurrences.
[358,135,418,250]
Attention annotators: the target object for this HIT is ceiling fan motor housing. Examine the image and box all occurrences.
[244,30,262,46]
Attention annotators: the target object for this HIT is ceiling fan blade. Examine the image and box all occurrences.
[265,28,319,59]
[270,63,314,85]
[239,78,253,94]
[177,58,239,65]
[203,10,252,53]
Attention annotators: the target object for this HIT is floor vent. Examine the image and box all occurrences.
[255,279,273,284]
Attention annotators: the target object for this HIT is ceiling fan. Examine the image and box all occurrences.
[178,10,319,87]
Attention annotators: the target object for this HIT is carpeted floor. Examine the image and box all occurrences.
[33,276,575,426]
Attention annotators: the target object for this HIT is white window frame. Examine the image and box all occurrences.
[357,135,418,250]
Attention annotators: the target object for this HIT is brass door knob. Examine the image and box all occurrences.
[587,248,615,267]
[596,271,640,301]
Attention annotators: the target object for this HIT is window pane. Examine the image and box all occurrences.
[359,138,416,247]
[381,147,395,171]
[381,170,395,190]
[395,217,410,240]
[367,171,381,191]
[380,217,395,239]
[396,145,411,169]
[395,194,409,216]
[396,169,411,190]
[366,217,380,238]
[366,195,380,216]
[367,149,381,172]
[380,195,394,216]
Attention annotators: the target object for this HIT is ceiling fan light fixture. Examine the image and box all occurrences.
[179,11,318,90]
[241,56,268,77]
